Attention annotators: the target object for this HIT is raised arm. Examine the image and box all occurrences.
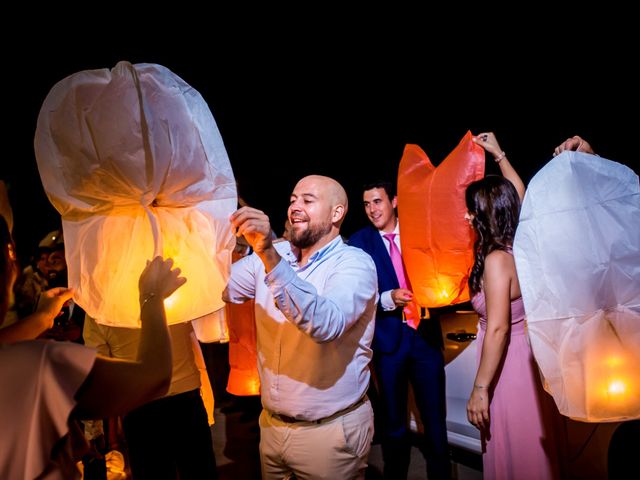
[473,132,526,202]
[73,256,186,419]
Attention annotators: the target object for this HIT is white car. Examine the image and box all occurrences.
[410,307,639,479]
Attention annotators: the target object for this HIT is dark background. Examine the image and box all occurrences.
[2,30,638,266]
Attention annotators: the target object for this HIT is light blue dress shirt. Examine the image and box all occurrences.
[225,235,378,420]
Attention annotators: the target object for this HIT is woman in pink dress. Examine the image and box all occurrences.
[0,214,186,479]
[464,132,562,479]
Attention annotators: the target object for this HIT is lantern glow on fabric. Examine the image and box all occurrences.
[34,62,237,328]
[514,152,640,422]
[397,131,485,308]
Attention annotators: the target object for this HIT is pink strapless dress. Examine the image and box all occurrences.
[471,291,563,479]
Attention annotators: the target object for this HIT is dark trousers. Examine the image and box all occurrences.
[374,322,451,480]
[123,388,217,479]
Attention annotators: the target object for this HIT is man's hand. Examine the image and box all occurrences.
[391,288,414,307]
[230,207,274,254]
[230,207,281,272]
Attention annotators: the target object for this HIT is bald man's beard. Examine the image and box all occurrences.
[290,219,333,249]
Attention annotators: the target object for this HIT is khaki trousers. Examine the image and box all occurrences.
[259,399,374,480]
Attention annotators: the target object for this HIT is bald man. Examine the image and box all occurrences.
[224,175,378,479]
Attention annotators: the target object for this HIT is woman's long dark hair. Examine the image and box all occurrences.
[466,175,521,295]
[1,215,18,321]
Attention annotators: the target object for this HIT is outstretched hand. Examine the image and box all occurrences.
[138,256,187,302]
[553,135,595,156]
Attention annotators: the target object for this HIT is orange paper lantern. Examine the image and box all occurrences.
[398,131,485,308]
[226,299,261,396]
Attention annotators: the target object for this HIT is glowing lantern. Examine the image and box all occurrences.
[398,131,485,308]
[514,151,640,422]
[34,61,236,328]
[225,241,260,396]
[226,299,261,396]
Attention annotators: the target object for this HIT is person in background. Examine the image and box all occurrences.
[12,232,54,319]
[0,231,78,344]
[349,180,451,479]
[0,212,184,479]
[224,175,377,479]
[552,134,640,479]
[465,132,561,479]
[83,312,218,479]
[14,229,86,343]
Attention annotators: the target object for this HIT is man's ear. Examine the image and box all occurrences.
[332,204,345,223]
[392,195,398,209]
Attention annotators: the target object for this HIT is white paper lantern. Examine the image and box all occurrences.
[35,61,236,328]
[515,151,640,422]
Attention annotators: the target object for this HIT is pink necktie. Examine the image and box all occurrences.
[383,233,420,329]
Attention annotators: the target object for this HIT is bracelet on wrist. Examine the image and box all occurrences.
[140,292,157,309]
[494,151,506,163]
[474,384,488,389]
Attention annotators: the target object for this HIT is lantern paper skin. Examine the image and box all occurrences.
[35,61,237,328]
[226,299,261,396]
[514,152,640,422]
[397,131,485,308]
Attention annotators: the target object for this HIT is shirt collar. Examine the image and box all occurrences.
[378,219,400,237]
[284,235,344,270]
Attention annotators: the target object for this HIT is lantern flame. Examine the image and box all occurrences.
[607,380,627,396]
[584,340,640,420]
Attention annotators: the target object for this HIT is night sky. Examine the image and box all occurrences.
[3,33,638,266]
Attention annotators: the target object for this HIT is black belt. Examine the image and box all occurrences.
[270,396,367,425]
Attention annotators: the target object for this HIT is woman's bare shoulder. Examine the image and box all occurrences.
[485,249,516,272]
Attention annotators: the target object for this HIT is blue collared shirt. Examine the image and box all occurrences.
[225,236,377,420]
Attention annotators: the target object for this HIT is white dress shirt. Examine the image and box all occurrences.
[225,236,377,421]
